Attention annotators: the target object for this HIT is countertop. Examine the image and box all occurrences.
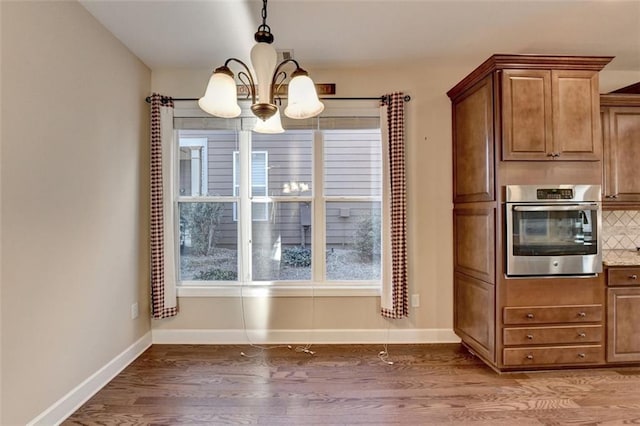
[603,249,640,267]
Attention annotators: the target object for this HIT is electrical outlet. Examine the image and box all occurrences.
[131,302,139,319]
[411,294,420,308]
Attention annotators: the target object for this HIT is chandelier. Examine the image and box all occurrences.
[198,0,324,132]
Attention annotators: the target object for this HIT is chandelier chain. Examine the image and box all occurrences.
[257,0,271,34]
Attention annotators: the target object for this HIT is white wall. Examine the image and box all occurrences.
[1,1,151,424]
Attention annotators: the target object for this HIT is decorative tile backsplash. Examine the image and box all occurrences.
[602,210,640,250]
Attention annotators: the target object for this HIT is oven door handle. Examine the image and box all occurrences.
[512,203,599,212]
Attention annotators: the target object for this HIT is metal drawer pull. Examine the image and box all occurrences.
[578,353,586,358]
[526,313,534,319]
[578,312,586,318]
[526,334,534,340]
[578,332,586,338]
[630,274,638,280]
[526,354,534,360]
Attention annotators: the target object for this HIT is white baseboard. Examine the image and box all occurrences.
[27,332,152,426]
[151,328,460,345]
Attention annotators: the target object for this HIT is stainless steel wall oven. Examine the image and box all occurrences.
[505,185,602,276]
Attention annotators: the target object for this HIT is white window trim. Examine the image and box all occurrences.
[177,283,381,298]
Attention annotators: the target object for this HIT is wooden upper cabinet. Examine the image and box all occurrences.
[502,69,601,161]
[502,69,552,160]
[601,95,640,206]
[452,76,494,203]
[552,70,601,160]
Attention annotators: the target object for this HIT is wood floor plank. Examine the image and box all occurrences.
[63,344,640,425]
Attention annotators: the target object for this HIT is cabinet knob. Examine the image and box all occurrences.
[526,313,534,319]
[578,353,586,359]
[630,274,638,280]
[526,354,534,360]
[605,194,619,199]
[578,312,586,318]
[578,332,587,338]
[526,334,534,340]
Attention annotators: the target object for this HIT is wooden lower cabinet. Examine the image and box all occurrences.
[501,306,605,368]
[497,276,606,370]
[454,272,495,363]
[606,267,640,363]
[503,325,602,346]
[503,305,603,325]
[504,345,603,367]
[607,288,640,362]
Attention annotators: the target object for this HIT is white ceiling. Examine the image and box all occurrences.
[80,0,640,73]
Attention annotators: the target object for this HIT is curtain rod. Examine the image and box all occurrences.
[144,95,411,104]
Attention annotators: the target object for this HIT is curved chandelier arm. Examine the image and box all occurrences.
[223,58,257,104]
[271,69,288,101]
[270,58,304,101]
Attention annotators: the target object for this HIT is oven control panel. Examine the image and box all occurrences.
[536,188,574,200]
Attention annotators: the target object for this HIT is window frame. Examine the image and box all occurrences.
[173,101,385,297]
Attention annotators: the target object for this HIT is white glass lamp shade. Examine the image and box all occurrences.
[198,71,241,118]
[253,108,285,134]
[284,74,324,119]
[250,42,277,104]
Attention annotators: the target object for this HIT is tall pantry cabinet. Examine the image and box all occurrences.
[447,54,612,371]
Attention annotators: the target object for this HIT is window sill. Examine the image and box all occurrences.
[177,283,381,298]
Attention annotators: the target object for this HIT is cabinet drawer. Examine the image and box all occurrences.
[608,268,640,286]
[503,325,602,346]
[503,305,602,325]
[503,345,603,366]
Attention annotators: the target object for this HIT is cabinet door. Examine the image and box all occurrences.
[455,272,495,362]
[603,107,640,205]
[551,70,601,161]
[453,207,495,283]
[501,69,553,160]
[607,287,640,363]
[452,75,495,202]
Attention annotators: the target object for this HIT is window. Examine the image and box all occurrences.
[174,102,383,290]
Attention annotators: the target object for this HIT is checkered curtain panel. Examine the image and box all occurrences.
[150,94,178,319]
[380,92,408,319]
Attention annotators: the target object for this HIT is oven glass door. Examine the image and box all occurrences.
[511,204,598,256]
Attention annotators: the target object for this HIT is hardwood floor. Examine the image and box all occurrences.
[63,343,640,425]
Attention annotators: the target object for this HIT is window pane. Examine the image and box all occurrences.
[252,131,313,197]
[179,202,238,281]
[252,202,312,281]
[326,201,381,281]
[178,130,238,197]
[324,129,382,196]
[250,151,268,197]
